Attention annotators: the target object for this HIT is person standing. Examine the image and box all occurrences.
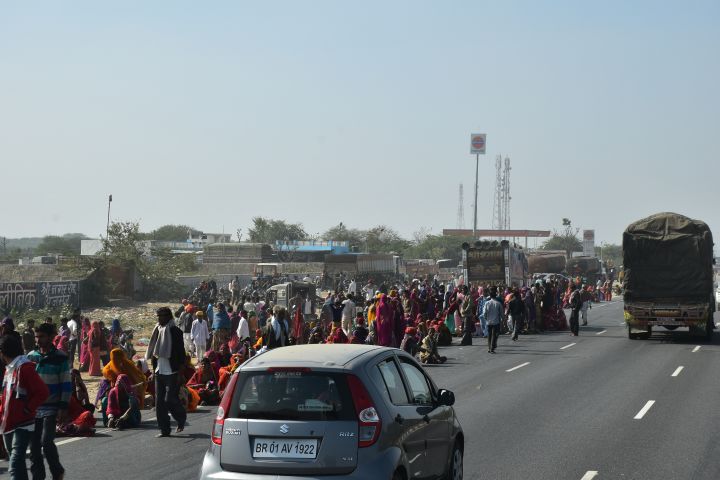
[145,307,187,437]
[347,279,357,297]
[21,319,37,354]
[66,310,79,367]
[483,287,503,353]
[341,294,356,335]
[508,289,525,341]
[265,306,289,350]
[0,335,50,480]
[190,311,210,360]
[211,303,231,351]
[568,284,582,336]
[236,311,250,343]
[459,287,475,346]
[27,323,71,480]
[230,276,240,307]
[580,285,592,326]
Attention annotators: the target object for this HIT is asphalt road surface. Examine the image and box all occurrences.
[4,299,720,480]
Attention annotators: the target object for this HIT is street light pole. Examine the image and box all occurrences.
[106,194,112,238]
[473,154,479,238]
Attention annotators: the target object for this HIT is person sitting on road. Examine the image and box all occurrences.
[419,328,447,365]
[102,348,147,408]
[105,374,141,430]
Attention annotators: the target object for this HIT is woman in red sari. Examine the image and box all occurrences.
[375,294,394,347]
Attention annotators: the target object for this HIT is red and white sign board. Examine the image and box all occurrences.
[470,133,486,154]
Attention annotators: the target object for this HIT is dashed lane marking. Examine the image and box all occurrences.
[581,471,599,480]
[671,366,684,377]
[506,362,531,372]
[596,330,607,335]
[634,400,656,420]
[692,346,701,353]
[560,343,576,350]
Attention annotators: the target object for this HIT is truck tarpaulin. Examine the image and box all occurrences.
[623,212,714,303]
[528,254,566,274]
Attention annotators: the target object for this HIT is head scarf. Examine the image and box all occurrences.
[1,316,15,331]
[111,319,122,335]
[330,327,348,344]
[103,348,146,393]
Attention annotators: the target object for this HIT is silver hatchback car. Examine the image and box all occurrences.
[199,344,463,480]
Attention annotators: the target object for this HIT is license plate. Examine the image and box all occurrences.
[252,438,318,459]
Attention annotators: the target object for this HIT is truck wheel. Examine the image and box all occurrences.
[640,326,652,339]
[705,318,714,342]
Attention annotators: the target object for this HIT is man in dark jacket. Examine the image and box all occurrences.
[508,290,525,341]
[146,307,187,437]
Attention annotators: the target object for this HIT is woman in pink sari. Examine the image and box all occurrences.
[79,317,91,372]
[375,294,394,347]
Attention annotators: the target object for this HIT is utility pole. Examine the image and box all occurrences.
[106,194,112,238]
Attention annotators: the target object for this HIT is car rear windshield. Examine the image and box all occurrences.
[228,371,356,421]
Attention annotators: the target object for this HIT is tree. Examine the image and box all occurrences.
[35,234,87,256]
[365,226,410,254]
[323,223,367,251]
[143,224,200,242]
[247,217,307,244]
[596,243,623,268]
[404,234,474,263]
[542,219,582,258]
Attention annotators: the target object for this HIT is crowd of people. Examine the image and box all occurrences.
[0,271,615,479]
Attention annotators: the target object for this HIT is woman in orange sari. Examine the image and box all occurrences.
[102,348,147,407]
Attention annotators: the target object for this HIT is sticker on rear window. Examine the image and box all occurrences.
[239,404,247,411]
[273,372,303,378]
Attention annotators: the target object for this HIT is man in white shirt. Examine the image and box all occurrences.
[66,309,80,367]
[243,298,257,316]
[236,312,250,342]
[341,294,356,335]
[146,307,187,437]
[347,279,357,297]
[363,280,376,302]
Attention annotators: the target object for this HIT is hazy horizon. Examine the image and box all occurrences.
[2,1,719,245]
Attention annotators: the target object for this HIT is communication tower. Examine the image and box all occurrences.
[456,183,465,229]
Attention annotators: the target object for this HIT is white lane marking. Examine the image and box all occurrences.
[596,330,607,335]
[55,437,84,446]
[581,471,599,480]
[634,400,656,420]
[560,343,577,350]
[671,366,684,377]
[692,346,701,353]
[619,322,626,326]
[506,362,530,372]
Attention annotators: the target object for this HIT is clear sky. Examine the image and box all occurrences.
[2,1,719,245]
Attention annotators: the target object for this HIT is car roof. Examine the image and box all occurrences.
[242,344,388,370]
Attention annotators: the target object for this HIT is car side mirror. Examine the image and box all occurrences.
[438,389,455,406]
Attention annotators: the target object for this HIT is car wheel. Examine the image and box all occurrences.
[445,440,463,480]
[627,326,638,339]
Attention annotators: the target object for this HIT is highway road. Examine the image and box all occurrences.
[4,299,720,479]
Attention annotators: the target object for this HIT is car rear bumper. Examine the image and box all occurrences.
[199,445,401,479]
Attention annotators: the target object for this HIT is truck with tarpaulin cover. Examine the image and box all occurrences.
[623,212,716,340]
[462,240,528,287]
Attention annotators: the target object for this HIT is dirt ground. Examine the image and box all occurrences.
[73,300,181,403]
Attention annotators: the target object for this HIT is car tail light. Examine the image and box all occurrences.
[211,372,240,446]
[346,374,381,448]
